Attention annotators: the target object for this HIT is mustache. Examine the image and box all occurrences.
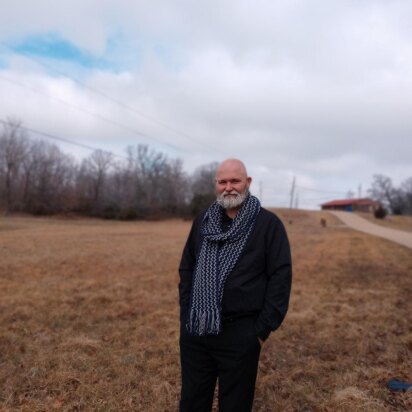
[221,190,241,196]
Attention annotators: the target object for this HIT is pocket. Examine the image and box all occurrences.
[252,319,262,347]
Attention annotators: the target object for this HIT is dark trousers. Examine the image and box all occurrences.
[179,316,261,412]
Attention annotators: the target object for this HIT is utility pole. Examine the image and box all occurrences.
[294,192,299,209]
[358,184,362,199]
[289,176,296,209]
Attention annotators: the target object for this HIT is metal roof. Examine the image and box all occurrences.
[321,198,379,207]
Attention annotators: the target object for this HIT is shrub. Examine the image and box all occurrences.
[374,205,387,219]
[101,205,120,220]
[118,207,139,221]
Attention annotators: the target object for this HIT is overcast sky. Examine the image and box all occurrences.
[1,0,411,209]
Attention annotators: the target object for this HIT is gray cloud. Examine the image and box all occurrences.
[1,0,411,208]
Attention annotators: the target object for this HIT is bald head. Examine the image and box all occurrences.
[215,159,248,180]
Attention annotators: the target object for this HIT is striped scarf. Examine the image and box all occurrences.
[186,194,261,336]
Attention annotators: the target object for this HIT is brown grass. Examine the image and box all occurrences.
[0,211,411,411]
[355,212,412,233]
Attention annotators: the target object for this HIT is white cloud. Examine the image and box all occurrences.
[1,0,412,209]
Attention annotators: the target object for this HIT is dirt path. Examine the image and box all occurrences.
[329,211,412,249]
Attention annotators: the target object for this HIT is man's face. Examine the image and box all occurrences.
[215,163,251,209]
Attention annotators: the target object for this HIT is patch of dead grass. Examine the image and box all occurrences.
[356,212,412,233]
[0,212,411,411]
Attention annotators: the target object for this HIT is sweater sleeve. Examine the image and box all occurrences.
[255,218,292,341]
[178,218,198,322]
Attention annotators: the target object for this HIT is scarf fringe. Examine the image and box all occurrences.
[186,308,221,336]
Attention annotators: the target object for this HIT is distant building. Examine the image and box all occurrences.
[320,198,380,213]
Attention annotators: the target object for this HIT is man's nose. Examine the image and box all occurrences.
[225,181,233,191]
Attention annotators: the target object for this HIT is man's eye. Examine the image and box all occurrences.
[217,180,241,185]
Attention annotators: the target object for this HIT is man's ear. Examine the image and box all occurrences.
[246,177,252,187]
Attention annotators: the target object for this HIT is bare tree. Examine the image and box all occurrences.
[125,145,167,213]
[158,158,188,214]
[191,162,218,196]
[87,150,113,203]
[76,150,113,214]
[401,177,412,215]
[120,145,189,217]
[190,162,218,215]
[0,116,209,218]
[368,174,406,215]
[0,118,29,213]
[26,140,76,214]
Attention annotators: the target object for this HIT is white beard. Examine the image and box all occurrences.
[216,188,249,209]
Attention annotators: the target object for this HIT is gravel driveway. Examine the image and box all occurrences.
[329,211,412,249]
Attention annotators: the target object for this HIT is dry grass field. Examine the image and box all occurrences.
[0,210,411,411]
[355,212,412,233]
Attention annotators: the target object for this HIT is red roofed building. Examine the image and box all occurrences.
[321,198,380,213]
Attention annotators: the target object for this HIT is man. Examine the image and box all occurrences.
[179,159,292,412]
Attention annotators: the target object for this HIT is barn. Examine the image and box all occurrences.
[320,198,380,213]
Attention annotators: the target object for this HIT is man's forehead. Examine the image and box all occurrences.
[216,160,248,178]
[216,166,245,178]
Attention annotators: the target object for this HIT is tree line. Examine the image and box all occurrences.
[2,118,411,218]
[368,174,412,215]
[0,118,217,219]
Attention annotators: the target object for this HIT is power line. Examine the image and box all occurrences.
[0,73,184,153]
[0,41,226,155]
[300,196,341,201]
[295,184,347,196]
[0,118,128,160]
